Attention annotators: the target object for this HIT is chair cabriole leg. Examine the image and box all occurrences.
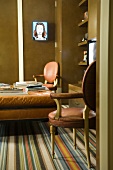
[73,128,76,149]
[50,125,56,159]
[83,105,91,169]
[84,126,91,169]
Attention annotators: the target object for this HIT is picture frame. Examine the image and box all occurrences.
[32,21,48,41]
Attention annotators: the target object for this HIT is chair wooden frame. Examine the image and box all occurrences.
[48,61,96,169]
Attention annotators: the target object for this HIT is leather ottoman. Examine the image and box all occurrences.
[0,91,56,121]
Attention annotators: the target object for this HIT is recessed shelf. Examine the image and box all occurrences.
[78,19,88,27]
[78,0,88,69]
[78,41,87,46]
[79,0,88,7]
[78,61,87,66]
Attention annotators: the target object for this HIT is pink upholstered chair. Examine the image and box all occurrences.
[48,61,96,168]
[33,61,58,92]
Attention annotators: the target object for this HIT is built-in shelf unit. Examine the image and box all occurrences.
[78,0,88,66]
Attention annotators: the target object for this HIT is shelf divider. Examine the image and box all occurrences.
[79,0,87,7]
[78,61,87,66]
[78,19,88,27]
[78,41,87,46]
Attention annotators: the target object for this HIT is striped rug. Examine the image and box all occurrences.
[0,116,96,170]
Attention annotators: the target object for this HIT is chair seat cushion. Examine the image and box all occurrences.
[43,84,57,91]
[48,108,96,129]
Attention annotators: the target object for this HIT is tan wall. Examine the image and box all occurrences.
[23,0,55,81]
[0,0,96,91]
[0,0,55,84]
[0,0,18,84]
[0,0,89,89]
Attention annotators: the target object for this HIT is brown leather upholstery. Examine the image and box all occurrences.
[0,91,55,109]
[33,61,58,91]
[0,91,56,120]
[44,62,58,83]
[49,108,96,129]
[82,61,96,111]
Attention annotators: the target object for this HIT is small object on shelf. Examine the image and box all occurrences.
[84,11,88,19]
[84,33,88,40]
[83,51,87,62]
[82,38,85,42]
[78,51,87,66]
[81,32,88,42]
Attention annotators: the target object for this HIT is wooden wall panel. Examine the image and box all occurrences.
[22,0,55,81]
[0,0,18,84]
[55,0,62,87]
[88,0,97,40]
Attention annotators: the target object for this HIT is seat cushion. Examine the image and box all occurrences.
[43,84,57,91]
[48,107,96,129]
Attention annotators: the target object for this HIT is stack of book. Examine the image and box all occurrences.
[14,81,47,92]
[24,84,46,92]
[0,81,47,94]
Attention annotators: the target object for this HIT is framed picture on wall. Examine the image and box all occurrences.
[32,21,48,41]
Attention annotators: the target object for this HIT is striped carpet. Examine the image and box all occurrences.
[0,112,96,170]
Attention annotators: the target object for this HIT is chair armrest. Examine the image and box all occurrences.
[50,92,83,99]
[33,74,44,78]
[50,92,83,119]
